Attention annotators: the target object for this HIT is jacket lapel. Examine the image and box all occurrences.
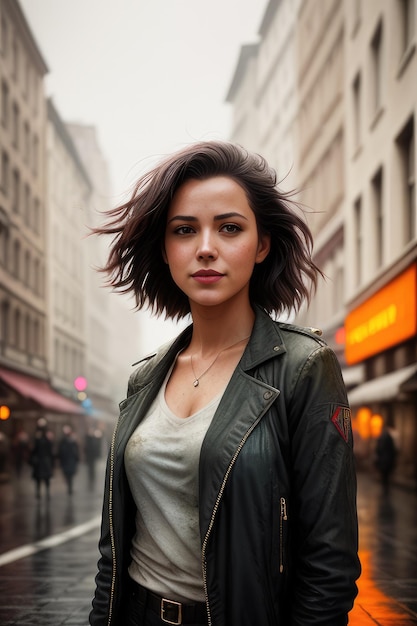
[198,307,286,540]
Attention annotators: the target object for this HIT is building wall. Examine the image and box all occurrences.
[256,0,301,190]
[345,0,417,299]
[226,44,259,151]
[46,100,90,399]
[294,0,347,364]
[0,0,48,379]
[227,0,300,189]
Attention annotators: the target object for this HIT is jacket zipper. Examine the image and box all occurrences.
[201,414,265,626]
[107,420,120,626]
[279,496,287,573]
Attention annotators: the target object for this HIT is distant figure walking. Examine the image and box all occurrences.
[58,425,79,495]
[30,418,54,499]
[84,426,102,489]
[375,427,397,493]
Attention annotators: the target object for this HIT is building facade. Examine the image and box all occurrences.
[46,100,91,411]
[0,1,138,454]
[226,0,417,487]
[343,0,417,486]
[0,0,83,442]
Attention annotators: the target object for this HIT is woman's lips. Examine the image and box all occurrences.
[191,270,224,284]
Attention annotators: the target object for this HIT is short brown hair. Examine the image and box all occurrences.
[94,141,322,319]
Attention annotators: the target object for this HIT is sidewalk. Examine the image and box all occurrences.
[350,471,417,625]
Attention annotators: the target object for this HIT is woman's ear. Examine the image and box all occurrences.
[255,233,271,264]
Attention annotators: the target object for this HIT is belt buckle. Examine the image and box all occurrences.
[161,597,182,625]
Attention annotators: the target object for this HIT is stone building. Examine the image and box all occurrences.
[0,0,82,443]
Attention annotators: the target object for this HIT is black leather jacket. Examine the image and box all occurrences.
[90,308,360,626]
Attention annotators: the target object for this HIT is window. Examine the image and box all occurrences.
[24,250,30,286]
[1,151,9,194]
[24,314,31,353]
[13,239,21,278]
[1,80,8,128]
[33,319,40,356]
[11,36,18,80]
[1,15,7,57]
[24,182,30,224]
[14,308,21,349]
[354,197,363,285]
[371,168,384,267]
[396,117,415,243]
[371,21,383,115]
[352,72,362,150]
[12,168,20,213]
[33,197,40,233]
[32,134,39,175]
[399,0,415,56]
[23,121,30,163]
[0,301,9,345]
[33,258,40,294]
[0,219,9,266]
[24,58,30,98]
[55,339,61,374]
[12,101,19,147]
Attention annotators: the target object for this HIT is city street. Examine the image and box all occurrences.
[0,461,416,625]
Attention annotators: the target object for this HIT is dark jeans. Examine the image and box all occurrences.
[125,586,208,626]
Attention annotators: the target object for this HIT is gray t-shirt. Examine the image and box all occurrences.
[125,370,222,603]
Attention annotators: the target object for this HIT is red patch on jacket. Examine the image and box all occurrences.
[331,407,351,442]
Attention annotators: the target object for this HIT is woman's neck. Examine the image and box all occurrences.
[188,303,255,356]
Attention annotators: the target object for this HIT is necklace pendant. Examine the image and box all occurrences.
[193,379,199,387]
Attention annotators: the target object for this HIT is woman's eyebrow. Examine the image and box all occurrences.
[167,211,248,224]
[167,215,197,224]
[214,212,248,221]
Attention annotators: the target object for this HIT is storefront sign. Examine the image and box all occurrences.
[345,264,417,364]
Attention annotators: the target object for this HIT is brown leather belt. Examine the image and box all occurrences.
[132,581,208,625]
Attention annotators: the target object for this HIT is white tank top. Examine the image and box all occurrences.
[125,368,222,602]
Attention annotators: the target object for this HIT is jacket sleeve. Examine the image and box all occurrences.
[89,448,115,625]
[287,345,361,626]
[89,366,148,626]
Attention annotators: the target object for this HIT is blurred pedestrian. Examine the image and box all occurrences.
[85,426,102,489]
[29,418,54,499]
[375,425,397,493]
[58,425,79,495]
[89,141,360,626]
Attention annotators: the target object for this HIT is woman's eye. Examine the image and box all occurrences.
[174,225,194,235]
[221,223,241,233]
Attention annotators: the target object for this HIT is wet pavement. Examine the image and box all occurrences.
[0,462,416,625]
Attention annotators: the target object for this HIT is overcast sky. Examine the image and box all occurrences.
[21,0,267,199]
[19,0,268,351]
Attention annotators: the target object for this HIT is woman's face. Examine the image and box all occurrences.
[164,176,270,312]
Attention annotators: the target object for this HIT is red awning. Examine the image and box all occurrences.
[0,367,84,415]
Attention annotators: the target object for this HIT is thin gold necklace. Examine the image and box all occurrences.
[190,336,250,387]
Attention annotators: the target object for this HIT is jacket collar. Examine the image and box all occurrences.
[240,306,287,369]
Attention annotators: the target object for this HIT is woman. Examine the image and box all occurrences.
[90,141,360,626]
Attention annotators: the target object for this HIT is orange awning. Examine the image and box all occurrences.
[0,367,84,415]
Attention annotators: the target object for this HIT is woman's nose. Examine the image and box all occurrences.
[196,230,218,260]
